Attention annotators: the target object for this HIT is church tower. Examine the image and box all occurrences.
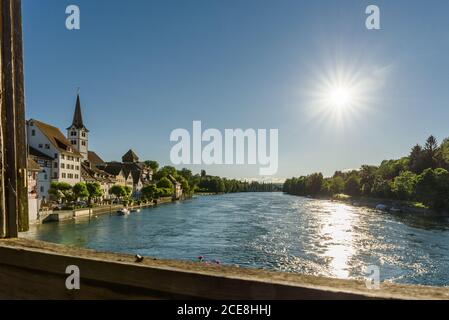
[67,94,89,161]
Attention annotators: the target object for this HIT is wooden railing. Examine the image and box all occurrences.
[0,238,448,300]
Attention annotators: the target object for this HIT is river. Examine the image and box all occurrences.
[24,192,449,286]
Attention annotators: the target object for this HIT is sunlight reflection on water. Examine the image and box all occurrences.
[23,193,449,286]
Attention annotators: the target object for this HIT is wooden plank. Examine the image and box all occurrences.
[10,0,27,232]
[0,0,5,238]
[0,0,27,238]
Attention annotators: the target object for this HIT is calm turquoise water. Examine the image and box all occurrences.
[24,193,449,286]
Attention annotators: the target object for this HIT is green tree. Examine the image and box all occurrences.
[371,176,392,198]
[73,183,89,202]
[305,173,323,196]
[424,135,439,168]
[330,176,345,194]
[49,182,73,203]
[415,168,449,210]
[141,184,157,200]
[109,185,126,200]
[409,144,426,174]
[157,177,174,190]
[344,175,361,196]
[153,166,177,180]
[144,160,159,173]
[392,171,417,200]
[86,182,102,205]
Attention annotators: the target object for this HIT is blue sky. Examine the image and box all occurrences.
[22,0,449,180]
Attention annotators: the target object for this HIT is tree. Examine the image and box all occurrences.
[423,135,439,169]
[178,168,193,181]
[392,171,417,200]
[157,177,174,190]
[415,168,449,210]
[141,184,157,200]
[86,182,102,205]
[409,144,426,174]
[153,166,177,181]
[201,170,207,177]
[359,165,377,195]
[305,173,323,196]
[344,175,361,196]
[124,186,132,198]
[330,176,345,194]
[437,138,449,169]
[73,183,89,201]
[177,175,191,195]
[109,185,126,200]
[49,182,73,203]
[371,176,392,198]
[144,160,159,173]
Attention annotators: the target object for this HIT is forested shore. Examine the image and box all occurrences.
[283,135,449,213]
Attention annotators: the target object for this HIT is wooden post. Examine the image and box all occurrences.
[0,0,28,238]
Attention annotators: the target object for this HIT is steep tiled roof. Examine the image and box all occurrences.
[122,149,139,163]
[88,151,105,165]
[29,146,54,160]
[29,119,81,156]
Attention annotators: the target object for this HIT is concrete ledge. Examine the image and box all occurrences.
[0,239,448,300]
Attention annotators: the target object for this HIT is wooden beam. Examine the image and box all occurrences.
[0,0,28,238]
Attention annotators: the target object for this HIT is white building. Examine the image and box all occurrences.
[27,119,83,192]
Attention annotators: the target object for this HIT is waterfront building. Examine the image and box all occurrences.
[28,146,53,201]
[168,174,183,199]
[27,157,42,223]
[26,119,83,188]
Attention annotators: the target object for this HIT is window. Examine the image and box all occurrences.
[82,132,86,137]
[71,140,76,145]
[38,144,43,148]
[81,141,86,146]
[71,131,76,136]
[40,186,44,193]
[62,173,66,179]
[53,172,58,179]
[76,166,79,170]
[61,163,65,169]
[45,144,50,149]
[54,162,58,168]
[44,174,47,180]
[61,154,65,160]
[31,129,35,136]
[75,174,79,179]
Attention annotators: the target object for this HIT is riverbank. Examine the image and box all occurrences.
[327,193,443,215]
[37,196,176,224]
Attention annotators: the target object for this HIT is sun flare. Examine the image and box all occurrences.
[326,86,354,109]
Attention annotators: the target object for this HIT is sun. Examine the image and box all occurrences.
[326,86,354,109]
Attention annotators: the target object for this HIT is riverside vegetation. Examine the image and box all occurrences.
[48,161,280,209]
[283,135,449,213]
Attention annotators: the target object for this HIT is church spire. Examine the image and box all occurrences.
[68,94,88,131]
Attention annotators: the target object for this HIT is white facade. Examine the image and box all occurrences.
[27,120,82,188]
[67,126,89,161]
